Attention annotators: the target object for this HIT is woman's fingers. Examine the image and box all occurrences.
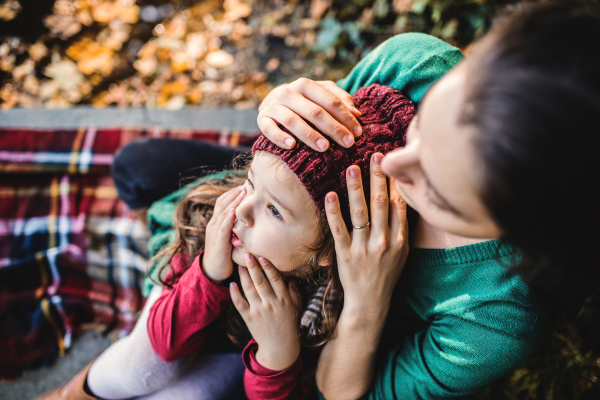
[369,153,389,234]
[389,178,408,241]
[257,78,362,151]
[230,282,250,315]
[259,103,330,151]
[238,265,261,305]
[324,192,352,250]
[346,165,370,238]
[316,80,362,120]
[289,78,362,144]
[257,256,288,300]
[244,253,276,301]
[256,115,296,149]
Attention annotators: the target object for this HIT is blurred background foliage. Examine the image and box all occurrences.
[1,0,600,398]
[3,0,599,110]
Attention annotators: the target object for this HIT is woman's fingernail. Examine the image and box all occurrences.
[373,153,383,165]
[326,193,336,203]
[353,125,362,137]
[244,253,253,262]
[230,282,236,289]
[258,257,268,266]
[352,106,362,116]
[316,138,328,151]
[349,166,359,178]
[284,138,294,148]
[343,135,354,147]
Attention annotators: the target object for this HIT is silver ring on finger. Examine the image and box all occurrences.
[352,221,370,229]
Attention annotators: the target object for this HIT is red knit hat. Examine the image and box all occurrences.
[252,84,415,228]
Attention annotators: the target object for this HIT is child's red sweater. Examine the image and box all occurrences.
[147,251,313,399]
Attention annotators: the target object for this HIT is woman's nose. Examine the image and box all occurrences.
[235,196,254,227]
[381,143,419,185]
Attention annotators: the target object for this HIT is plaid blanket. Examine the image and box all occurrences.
[0,126,257,378]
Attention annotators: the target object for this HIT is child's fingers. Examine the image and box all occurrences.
[229,282,249,315]
[324,192,352,250]
[238,266,261,306]
[244,253,276,301]
[213,189,246,228]
[257,257,288,300]
[214,208,236,252]
[213,186,245,220]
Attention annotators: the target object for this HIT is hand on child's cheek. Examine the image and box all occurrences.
[230,254,302,371]
[201,186,246,284]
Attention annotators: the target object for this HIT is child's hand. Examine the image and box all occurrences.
[202,186,246,284]
[230,253,303,371]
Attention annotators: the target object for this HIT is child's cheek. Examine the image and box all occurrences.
[231,247,246,267]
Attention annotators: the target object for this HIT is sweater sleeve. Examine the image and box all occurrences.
[356,297,540,399]
[243,339,316,400]
[336,32,464,104]
[147,251,232,361]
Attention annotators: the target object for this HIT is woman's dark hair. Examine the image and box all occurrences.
[462,1,600,301]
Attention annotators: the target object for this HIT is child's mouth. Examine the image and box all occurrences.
[231,232,244,247]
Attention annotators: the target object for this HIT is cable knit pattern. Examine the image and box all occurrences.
[252,84,415,228]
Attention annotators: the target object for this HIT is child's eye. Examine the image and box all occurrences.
[245,179,254,191]
[268,205,283,221]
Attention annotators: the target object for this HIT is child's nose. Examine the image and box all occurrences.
[235,196,254,227]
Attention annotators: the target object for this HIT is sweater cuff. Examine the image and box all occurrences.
[242,339,302,378]
[195,251,232,301]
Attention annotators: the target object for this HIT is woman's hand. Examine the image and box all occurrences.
[257,78,363,152]
[230,254,303,371]
[202,186,246,285]
[316,152,408,399]
[327,153,409,320]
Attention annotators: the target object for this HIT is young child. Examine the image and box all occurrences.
[146,83,414,399]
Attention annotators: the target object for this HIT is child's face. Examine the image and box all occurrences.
[231,152,321,272]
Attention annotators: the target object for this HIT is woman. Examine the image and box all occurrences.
[256,2,600,399]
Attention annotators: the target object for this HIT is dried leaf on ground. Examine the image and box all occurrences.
[0,0,21,21]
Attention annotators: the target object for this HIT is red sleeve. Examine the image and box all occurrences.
[243,339,316,400]
[148,251,231,361]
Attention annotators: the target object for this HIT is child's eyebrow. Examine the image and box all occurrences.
[248,166,297,219]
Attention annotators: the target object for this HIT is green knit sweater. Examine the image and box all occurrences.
[356,242,540,399]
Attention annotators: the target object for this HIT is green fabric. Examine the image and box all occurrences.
[142,170,235,297]
[336,32,464,104]
[317,242,540,400]
[359,241,540,399]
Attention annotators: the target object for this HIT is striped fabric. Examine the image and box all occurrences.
[300,282,337,338]
[0,126,257,378]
